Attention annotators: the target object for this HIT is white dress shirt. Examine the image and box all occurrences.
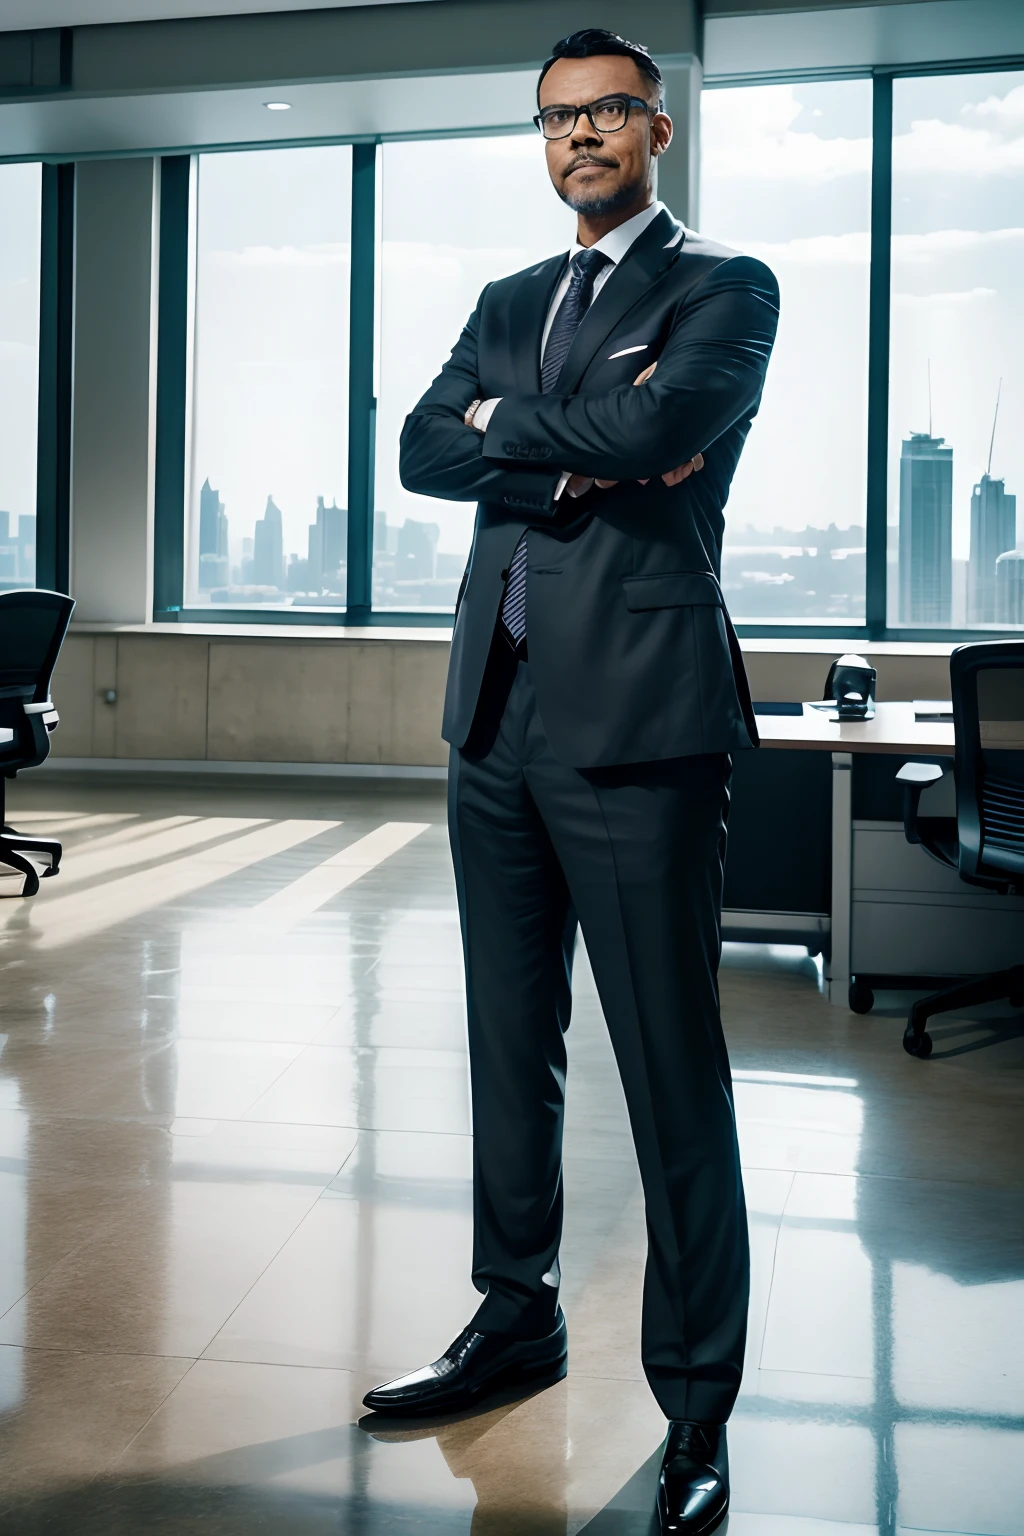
[472,199,666,474]
[539,199,664,362]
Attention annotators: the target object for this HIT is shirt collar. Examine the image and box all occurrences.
[569,200,664,269]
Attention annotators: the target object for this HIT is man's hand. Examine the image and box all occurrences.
[593,361,704,489]
[470,364,704,498]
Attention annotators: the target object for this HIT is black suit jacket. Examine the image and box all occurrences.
[399,207,780,768]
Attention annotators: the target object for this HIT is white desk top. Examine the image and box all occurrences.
[755,701,955,756]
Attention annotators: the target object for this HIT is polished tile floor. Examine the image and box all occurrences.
[0,775,1022,1535]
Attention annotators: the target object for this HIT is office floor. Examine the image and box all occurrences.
[0,776,1021,1536]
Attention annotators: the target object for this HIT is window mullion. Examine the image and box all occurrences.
[36,162,74,596]
[346,140,378,619]
[865,72,893,639]
[153,154,192,620]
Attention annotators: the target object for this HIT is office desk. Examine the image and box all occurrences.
[749,703,955,1008]
[755,701,954,757]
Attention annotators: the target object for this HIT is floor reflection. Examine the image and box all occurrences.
[0,780,1022,1535]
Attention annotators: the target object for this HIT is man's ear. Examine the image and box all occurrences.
[651,112,674,157]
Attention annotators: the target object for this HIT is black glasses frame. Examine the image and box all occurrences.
[533,94,655,141]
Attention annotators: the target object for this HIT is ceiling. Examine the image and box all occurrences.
[0,66,539,157]
[0,0,439,30]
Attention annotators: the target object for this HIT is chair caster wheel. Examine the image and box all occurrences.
[849,979,874,1014]
[903,1028,933,1059]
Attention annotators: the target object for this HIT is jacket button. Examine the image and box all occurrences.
[500,569,508,580]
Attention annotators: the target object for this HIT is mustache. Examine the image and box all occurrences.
[563,154,618,176]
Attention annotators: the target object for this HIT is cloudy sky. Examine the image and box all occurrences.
[703,71,1024,580]
[188,145,352,595]
[889,72,1024,564]
[0,164,41,556]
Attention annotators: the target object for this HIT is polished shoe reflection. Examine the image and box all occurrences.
[1,777,1023,1535]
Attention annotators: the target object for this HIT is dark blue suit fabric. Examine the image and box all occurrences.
[400,207,780,769]
[401,209,780,1427]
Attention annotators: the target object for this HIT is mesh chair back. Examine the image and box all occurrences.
[951,640,1024,886]
[0,590,75,701]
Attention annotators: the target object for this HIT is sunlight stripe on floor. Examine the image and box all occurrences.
[9,812,139,834]
[22,820,339,951]
[253,821,430,924]
[53,817,262,889]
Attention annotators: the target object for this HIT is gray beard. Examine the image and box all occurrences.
[559,174,647,218]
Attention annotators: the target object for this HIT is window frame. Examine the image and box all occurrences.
[152,59,1024,639]
[0,159,73,597]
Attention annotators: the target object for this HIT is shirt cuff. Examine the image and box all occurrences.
[471,397,501,433]
[556,473,594,499]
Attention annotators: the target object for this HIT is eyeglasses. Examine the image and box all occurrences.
[533,94,654,141]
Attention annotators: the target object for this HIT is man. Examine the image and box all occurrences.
[364,28,779,1535]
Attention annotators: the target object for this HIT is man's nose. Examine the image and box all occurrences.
[569,118,603,148]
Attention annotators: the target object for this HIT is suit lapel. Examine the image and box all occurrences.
[507,253,567,392]
[556,208,685,395]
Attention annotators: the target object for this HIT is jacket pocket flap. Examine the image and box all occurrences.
[622,572,723,611]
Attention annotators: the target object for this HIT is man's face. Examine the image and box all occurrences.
[539,54,671,217]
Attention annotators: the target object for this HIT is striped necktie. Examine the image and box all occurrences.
[500,247,611,648]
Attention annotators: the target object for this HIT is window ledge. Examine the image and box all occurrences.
[68,622,968,657]
[69,621,453,642]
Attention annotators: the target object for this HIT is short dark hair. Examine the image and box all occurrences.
[537,28,664,110]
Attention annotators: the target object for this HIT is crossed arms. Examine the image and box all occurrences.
[399,254,779,515]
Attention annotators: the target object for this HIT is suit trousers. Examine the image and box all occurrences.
[448,652,750,1425]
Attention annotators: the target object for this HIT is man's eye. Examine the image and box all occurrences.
[593,101,626,122]
[545,110,573,125]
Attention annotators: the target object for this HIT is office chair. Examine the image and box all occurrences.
[0,589,75,897]
[897,639,1024,1058]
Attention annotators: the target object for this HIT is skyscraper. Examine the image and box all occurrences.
[396,518,439,581]
[899,432,953,625]
[996,549,1024,627]
[968,475,1017,624]
[253,496,285,589]
[307,497,347,593]
[197,479,230,590]
[16,515,36,585]
[0,512,15,584]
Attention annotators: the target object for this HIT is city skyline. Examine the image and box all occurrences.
[0,510,36,589]
[190,482,464,609]
[897,415,1019,626]
[189,448,1024,627]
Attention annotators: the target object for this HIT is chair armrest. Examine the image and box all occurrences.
[896,761,949,844]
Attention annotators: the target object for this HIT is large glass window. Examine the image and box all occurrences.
[701,81,872,623]
[185,147,352,610]
[0,164,42,592]
[162,70,1024,638]
[373,135,574,612]
[889,70,1024,628]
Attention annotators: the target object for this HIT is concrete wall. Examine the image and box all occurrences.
[49,628,955,769]
[70,158,158,624]
[50,631,451,766]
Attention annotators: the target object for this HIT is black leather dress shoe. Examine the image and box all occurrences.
[657,1421,729,1535]
[362,1313,567,1417]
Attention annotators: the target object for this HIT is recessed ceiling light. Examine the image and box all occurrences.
[264,101,292,111]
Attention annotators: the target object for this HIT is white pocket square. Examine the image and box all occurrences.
[607,343,649,360]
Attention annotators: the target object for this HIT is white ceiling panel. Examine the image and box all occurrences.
[704,0,1024,79]
[0,0,440,30]
[0,67,539,158]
